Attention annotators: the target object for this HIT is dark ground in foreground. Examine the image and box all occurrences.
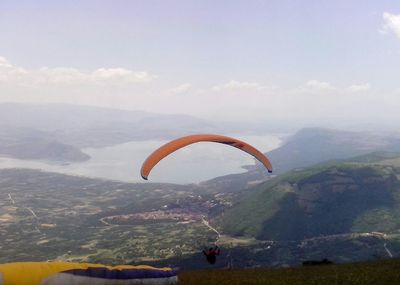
[177,259,400,285]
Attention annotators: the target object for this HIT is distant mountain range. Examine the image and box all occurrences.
[0,102,217,145]
[201,128,400,192]
[0,102,286,162]
[0,103,222,162]
[5,103,400,165]
[266,128,400,174]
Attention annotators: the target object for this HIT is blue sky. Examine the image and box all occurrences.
[1,1,400,130]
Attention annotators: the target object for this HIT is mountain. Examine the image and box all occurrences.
[0,126,89,162]
[5,104,399,165]
[0,103,217,148]
[215,152,400,241]
[0,103,221,161]
[201,128,400,192]
[266,128,400,174]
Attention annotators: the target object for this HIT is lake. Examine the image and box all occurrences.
[0,135,283,184]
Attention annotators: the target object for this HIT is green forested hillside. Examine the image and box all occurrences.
[216,152,400,241]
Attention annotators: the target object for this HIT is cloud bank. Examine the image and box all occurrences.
[0,56,397,130]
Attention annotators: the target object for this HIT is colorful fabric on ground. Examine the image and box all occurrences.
[0,262,178,285]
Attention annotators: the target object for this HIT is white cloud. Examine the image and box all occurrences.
[0,57,29,82]
[300,80,372,94]
[304,80,335,91]
[169,83,192,94]
[37,67,87,84]
[0,56,13,68]
[383,12,400,38]
[91,68,154,82]
[293,79,337,94]
[347,83,371,93]
[211,80,267,92]
[0,57,155,86]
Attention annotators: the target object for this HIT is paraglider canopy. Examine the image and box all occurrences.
[141,134,273,180]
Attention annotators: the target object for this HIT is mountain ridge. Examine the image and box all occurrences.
[215,152,400,241]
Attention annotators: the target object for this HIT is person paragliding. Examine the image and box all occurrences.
[203,245,220,264]
[140,134,273,268]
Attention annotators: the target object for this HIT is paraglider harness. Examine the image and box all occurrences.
[203,246,220,264]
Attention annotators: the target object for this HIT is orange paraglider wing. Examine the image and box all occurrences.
[141,134,272,180]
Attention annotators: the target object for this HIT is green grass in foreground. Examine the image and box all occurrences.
[178,259,400,285]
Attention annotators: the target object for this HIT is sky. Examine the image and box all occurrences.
[1,0,400,130]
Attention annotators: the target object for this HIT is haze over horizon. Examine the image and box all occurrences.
[0,1,400,132]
